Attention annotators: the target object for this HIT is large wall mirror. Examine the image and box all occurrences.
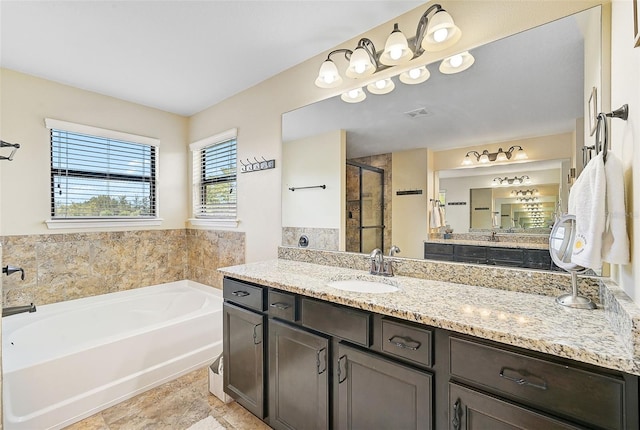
[281,6,601,268]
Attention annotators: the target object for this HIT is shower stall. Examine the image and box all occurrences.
[346,161,385,254]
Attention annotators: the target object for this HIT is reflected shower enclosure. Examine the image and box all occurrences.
[346,161,385,254]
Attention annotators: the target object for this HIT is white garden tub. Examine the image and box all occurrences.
[2,280,223,430]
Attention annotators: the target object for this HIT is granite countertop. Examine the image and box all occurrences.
[219,259,638,375]
[425,238,549,250]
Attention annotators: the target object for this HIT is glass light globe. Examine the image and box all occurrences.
[433,28,449,43]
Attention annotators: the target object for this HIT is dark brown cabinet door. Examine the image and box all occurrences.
[269,319,330,430]
[223,302,265,418]
[449,383,583,430]
[337,343,433,430]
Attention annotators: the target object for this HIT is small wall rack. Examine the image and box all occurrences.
[288,185,326,191]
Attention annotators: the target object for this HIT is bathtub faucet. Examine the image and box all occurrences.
[3,265,25,280]
[3,303,36,317]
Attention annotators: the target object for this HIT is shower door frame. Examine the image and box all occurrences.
[347,160,385,254]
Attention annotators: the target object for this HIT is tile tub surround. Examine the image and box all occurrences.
[1,229,245,307]
[281,227,339,251]
[219,258,640,375]
[424,238,549,250]
[278,246,600,303]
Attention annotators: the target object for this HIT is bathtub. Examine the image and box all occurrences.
[2,280,223,430]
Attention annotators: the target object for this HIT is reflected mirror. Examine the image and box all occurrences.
[282,6,601,268]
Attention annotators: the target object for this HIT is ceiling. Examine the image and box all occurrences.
[283,9,589,158]
[0,1,423,116]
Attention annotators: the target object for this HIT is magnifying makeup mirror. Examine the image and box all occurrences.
[549,214,597,309]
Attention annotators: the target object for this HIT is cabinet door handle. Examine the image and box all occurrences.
[316,347,327,375]
[452,399,461,430]
[337,355,347,383]
[252,323,262,345]
[499,366,547,390]
[388,335,421,351]
[232,290,250,297]
[269,302,291,310]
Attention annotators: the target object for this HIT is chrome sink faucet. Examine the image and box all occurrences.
[369,248,384,275]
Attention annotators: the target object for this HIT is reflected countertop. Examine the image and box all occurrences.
[425,238,549,250]
[219,258,638,375]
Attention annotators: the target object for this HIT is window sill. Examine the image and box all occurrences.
[188,218,240,229]
[46,218,163,230]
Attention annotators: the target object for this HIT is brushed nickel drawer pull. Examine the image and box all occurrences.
[252,323,262,345]
[232,290,250,297]
[388,335,422,351]
[270,302,291,310]
[452,399,461,430]
[499,366,547,390]
[337,355,347,383]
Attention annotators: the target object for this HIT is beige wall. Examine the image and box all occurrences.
[392,149,429,259]
[189,1,602,264]
[433,132,574,171]
[282,130,346,233]
[0,69,189,235]
[611,0,640,301]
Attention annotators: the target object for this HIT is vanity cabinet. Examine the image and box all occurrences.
[222,302,266,418]
[424,242,553,270]
[223,276,638,430]
[269,319,329,430]
[336,342,433,430]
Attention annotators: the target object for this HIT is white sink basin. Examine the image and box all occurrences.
[327,279,399,294]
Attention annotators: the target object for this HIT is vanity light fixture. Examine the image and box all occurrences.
[511,189,539,197]
[518,197,538,202]
[439,51,475,74]
[462,145,528,165]
[399,66,430,85]
[340,87,366,103]
[315,3,463,101]
[367,78,395,95]
[492,175,531,186]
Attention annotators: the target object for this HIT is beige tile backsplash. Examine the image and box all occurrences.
[0,229,245,307]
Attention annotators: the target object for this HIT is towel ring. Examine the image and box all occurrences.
[594,113,608,163]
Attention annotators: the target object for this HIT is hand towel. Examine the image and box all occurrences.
[602,152,629,264]
[439,205,446,227]
[568,151,606,270]
[430,202,441,229]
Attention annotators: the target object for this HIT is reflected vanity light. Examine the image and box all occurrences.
[511,189,538,196]
[439,51,475,74]
[462,145,528,165]
[492,175,531,186]
[367,78,395,95]
[340,87,366,103]
[399,66,430,84]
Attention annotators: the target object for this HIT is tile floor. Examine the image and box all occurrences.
[65,366,271,430]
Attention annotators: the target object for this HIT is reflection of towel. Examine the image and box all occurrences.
[568,152,606,270]
[430,202,441,229]
[602,152,629,264]
[439,206,446,227]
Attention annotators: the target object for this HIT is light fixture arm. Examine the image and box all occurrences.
[355,37,381,70]
[413,3,444,56]
[325,48,352,63]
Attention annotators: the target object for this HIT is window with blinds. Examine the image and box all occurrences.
[191,133,237,219]
[50,129,157,218]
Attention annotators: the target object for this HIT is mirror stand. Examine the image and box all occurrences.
[556,271,597,309]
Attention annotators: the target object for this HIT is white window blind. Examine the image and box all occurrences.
[49,123,157,219]
[190,129,237,219]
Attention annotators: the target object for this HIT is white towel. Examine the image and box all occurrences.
[602,152,629,264]
[439,205,446,227]
[430,202,441,229]
[568,151,606,270]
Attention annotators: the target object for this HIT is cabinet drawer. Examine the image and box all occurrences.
[268,289,297,322]
[301,298,371,347]
[454,245,487,258]
[223,278,265,312]
[381,318,432,367]
[487,247,524,262]
[450,337,625,430]
[424,243,454,255]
